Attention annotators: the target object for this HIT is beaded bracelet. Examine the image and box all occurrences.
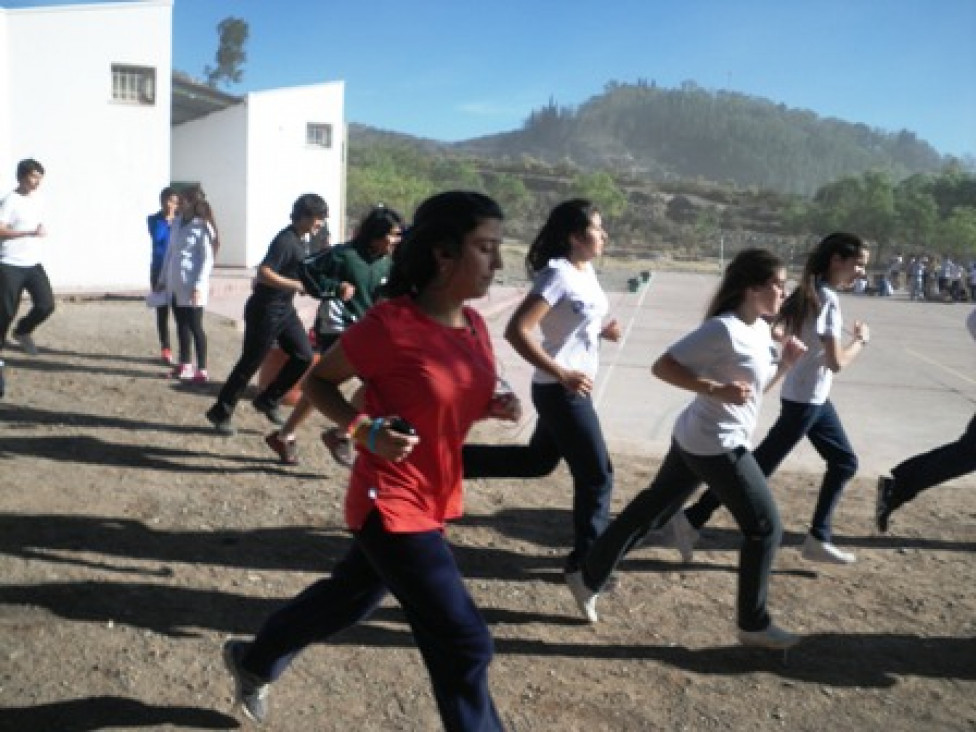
[346,413,371,439]
[366,417,386,453]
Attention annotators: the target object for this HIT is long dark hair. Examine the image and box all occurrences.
[777,232,865,336]
[525,198,598,277]
[385,191,504,298]
[181,185,220,257]
[192,199,220,257]
[705,248,784,319]
[351,204,404,250]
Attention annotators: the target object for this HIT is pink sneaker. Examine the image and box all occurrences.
[170,363,195,380]
[161,347,174,366]
[192,369,209,383]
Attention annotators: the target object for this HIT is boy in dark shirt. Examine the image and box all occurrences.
[205,194,328,436]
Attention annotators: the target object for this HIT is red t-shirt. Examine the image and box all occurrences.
[341,296,496,532]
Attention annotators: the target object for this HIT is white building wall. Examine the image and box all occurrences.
[245,83,345,266]
[0,17,10,174]
[171,82,345,268]
[1,1,172,292]
[171,104,248,266]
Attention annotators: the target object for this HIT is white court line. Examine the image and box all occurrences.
[594,280,654,409]
[906,348,976,386]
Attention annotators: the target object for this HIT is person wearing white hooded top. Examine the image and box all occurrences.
[157,185,217,382]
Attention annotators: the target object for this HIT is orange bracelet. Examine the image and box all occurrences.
[346,413,370,439]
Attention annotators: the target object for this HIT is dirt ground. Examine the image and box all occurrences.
[0,297,973,732]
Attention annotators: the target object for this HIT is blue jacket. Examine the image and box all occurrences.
[147,211,173,273]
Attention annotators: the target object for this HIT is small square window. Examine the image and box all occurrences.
[307,123,332,148]
[112,64,156,105]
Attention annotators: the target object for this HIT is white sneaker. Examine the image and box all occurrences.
[668,511,700,563]
[801,534,856,564]
[565,571,599,623]
[13,332,38,356]
[737,622,801,650]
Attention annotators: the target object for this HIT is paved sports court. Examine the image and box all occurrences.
[476,271,976,483]
[207,269,976,484]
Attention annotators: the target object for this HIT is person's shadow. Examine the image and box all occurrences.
[494,632,976,686]
[0,696,238,732]
[0,434,319,477]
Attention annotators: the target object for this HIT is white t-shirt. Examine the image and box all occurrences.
[0,190,45,267]
[780,284,843,405]
[530,258,609,385]
[670,313,778,455]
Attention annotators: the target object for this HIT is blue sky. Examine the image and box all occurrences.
[5,0,976,156]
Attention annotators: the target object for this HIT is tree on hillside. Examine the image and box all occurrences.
[485,173,532,221]
[570,171,627,218]
[894,176,938,247]
[934,208,976,257]
[204,17,249,89]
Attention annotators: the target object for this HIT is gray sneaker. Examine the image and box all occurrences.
[668,511,700,563]
[223,640,270,724]
[13,332,38,356]
[206,405,236,436]
[321,427,355,468]
[252,397,285,426]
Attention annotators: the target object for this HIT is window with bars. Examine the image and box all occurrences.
[306,123,333,148]
[111,65,156,104]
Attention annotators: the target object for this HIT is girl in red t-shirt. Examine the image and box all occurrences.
[221,191,515,730]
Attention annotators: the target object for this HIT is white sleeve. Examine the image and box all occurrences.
[0,194,14,227]
[819,292,843,339]
[667,318,726,373]
[529,265,567,307]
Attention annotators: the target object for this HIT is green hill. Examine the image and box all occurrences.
[453,81,948,196]
[346,83,975,263]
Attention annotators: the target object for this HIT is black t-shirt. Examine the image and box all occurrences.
[251,225,307,308]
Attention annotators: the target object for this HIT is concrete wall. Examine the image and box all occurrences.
[171,103,248,266]
[245,83,345,265]
[0,1,172,292]
[0,17,10,176]
[172,81,346,267]
[3,1,345,282]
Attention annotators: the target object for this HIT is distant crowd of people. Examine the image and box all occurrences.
[1,157,973,730]
[873,253,976,301]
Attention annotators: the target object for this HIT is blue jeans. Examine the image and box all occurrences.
[241,511,503,732]
[890,413,976,505]
[580,441,781,632]
[685,399,857,542]
[462,381,614,570]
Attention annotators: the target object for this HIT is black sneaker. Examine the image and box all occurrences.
[252,397,285,426]
[222,640,270,724]
[876,476,896,533]
[206,405,236,436]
